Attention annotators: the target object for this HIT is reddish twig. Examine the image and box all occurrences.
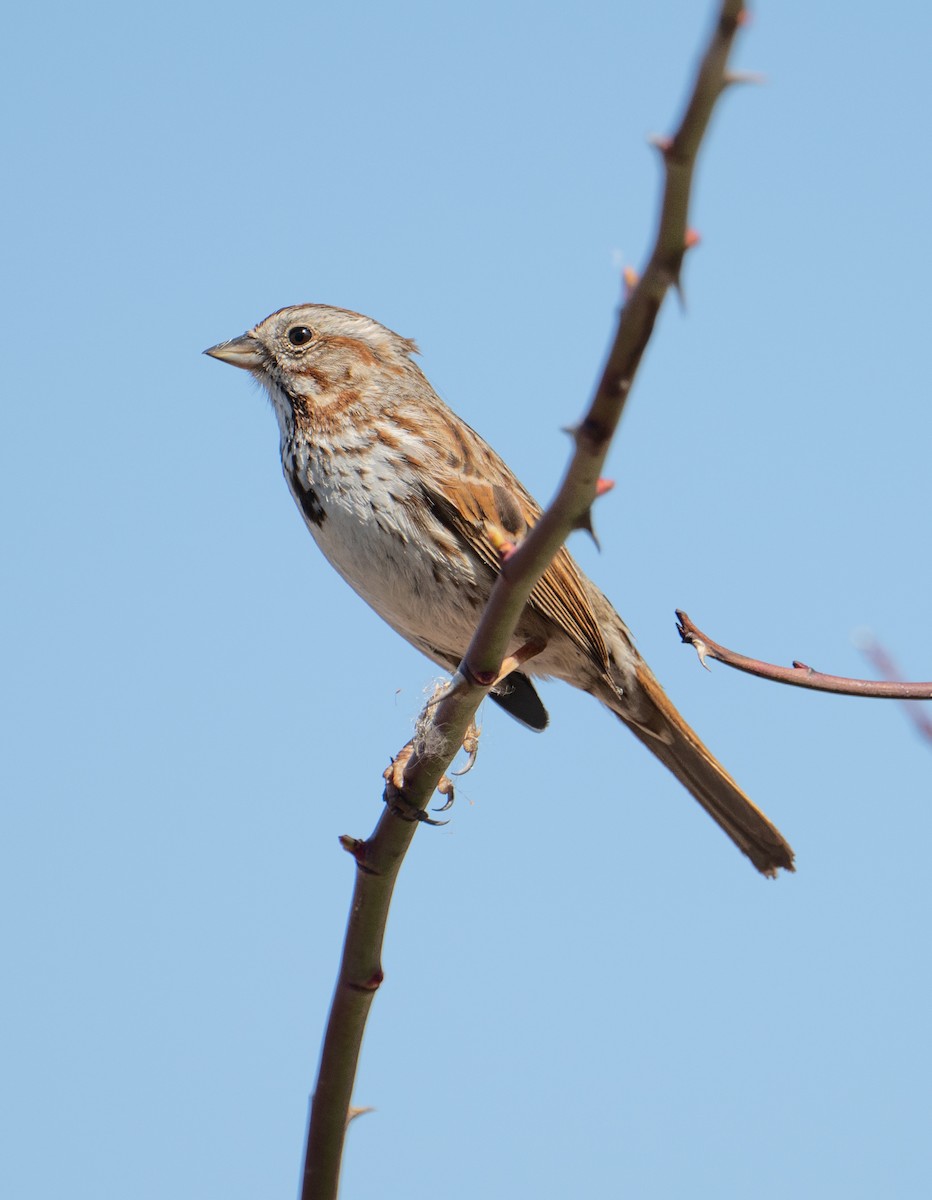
[677,610,932,701]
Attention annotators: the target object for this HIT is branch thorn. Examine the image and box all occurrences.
[573,506,600,548]
[724,68,765,87]
[339,835,371,867]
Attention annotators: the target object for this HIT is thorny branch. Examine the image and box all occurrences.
[677,610,932,702]
[301,5,751,1198]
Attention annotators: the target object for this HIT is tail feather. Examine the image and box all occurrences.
[616,664,794,877]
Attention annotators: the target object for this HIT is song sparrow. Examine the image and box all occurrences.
[205,304,793,876]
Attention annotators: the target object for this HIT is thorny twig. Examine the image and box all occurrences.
[677,610,932,702]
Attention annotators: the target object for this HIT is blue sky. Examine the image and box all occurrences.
[4,2,932,1197]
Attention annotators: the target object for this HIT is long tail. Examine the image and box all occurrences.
[615,663,794,877]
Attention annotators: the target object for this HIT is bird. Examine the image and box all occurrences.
[205,303,793,876]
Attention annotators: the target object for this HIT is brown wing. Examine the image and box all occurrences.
[417,415,610,671]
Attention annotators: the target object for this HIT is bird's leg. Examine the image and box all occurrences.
[463,639,547,691]
[387,639,545,819]
[492,638,546,684]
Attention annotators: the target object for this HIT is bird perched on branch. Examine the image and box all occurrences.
[206,303,793,877]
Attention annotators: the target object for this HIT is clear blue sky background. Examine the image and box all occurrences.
[4,3,931,1197]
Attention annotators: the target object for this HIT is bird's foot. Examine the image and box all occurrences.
[451,718,481,780]
[382,743,451,825]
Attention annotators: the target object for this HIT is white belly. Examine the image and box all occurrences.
[282,439,489,666]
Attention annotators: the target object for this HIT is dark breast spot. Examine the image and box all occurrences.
[292,474,326,528]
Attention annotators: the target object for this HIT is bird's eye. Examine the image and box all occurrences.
[287,326,314,347]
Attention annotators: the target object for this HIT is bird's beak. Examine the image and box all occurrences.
[203,333,265,370]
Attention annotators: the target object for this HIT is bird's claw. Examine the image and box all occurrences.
[433,774,456,813]
[383,746,451,825]
[451,719,481,777]
[384,791,449,825]
[384,717,482,819]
